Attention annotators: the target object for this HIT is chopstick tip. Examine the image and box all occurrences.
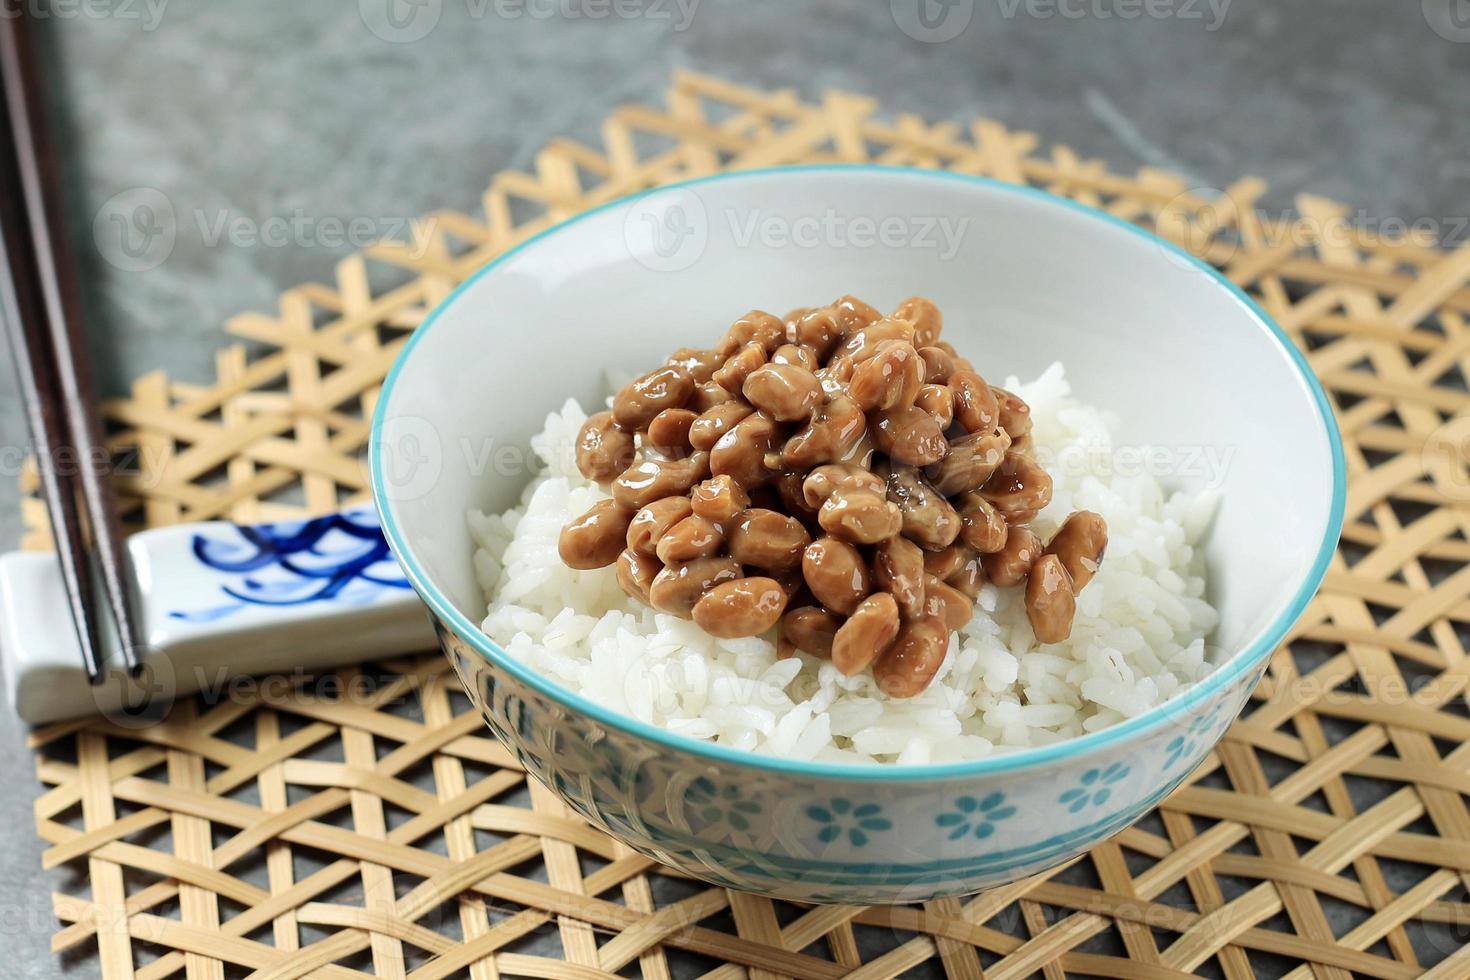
[120,641,147,677]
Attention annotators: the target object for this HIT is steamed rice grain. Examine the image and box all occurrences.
[471,363,1218,765]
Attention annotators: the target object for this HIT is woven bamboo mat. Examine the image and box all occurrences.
[20,70,1470,979]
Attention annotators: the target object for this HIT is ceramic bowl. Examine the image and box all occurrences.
[370,165,1344,903]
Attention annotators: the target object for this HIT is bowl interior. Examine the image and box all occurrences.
[375,166,1339,727]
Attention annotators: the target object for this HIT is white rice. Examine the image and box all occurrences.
[470,363,1219,765]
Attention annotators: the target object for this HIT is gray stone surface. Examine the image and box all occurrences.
[0,1,1466,975]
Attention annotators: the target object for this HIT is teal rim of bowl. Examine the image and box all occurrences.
[370,163,1348,783]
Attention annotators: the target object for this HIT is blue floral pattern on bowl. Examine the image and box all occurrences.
[169,508,409,622]
[1059,763,1130,813]
[687,777,761,834]
[936,792,1017,840]
[1162,709,1219,771]
[436,620,1259,902]
[1158,705,1228,775]
[807,799,893,847]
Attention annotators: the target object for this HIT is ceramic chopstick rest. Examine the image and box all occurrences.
[0,506,436,724]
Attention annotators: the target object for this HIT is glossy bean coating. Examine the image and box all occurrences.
[775,472,820,524]
[848,341,925,411]
[815,355,855,396]
[781,394,866,469]
[655,514,725,564]
[793,307,843,356]
[611,451,710,510]
[726,508,811,572]
[914,383,954,429]
[923,574,974,631]
[743,363,823,421]
[922,542,973,581]
[918,346,957,383]
[818,487,902,544]
[613,364,694,430]
[689,401,753,451]
[956,492,1009,553]
[831,593,901,676]
[646,408,698,456]
[557,293,1078,699]
[802,537,871,614]
[558,500,635,570]
[874,535,927,619]
[935,340,972,373]
[616,549,662,603]
[873,616,950,698]
[692,577,787,638]
[842,430,877,469]
[771,564,805,599]
[947,551,987,598]
[928,429,1009,498]
[1025,554,1076,643]
[979,452,1053,524]
[780,606,840,659]
[720,310,787,355]
[992,386,1033,439]
[831,294,882,334]
[574,411,635,483]
[667,347,724,383]
[689,474,750,524]
[833,318,915,365]
[885,467,962,551]
[893,296,943,348]
[801,463,886,509]
[711,342,768,394]
[871,405,947,467]
[626,496,694,556]
[949,370,998,434]
[691,380,736,412]
[648,556,741,618]
[771,343,819,372]
[1045,510,1107,590]
[982,525,1041,587]
[710,412,780,488]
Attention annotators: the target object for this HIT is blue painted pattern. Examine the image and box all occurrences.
[438,622,1249,901]
[686,777,761,833]
[1162,701,1227,772]
[807,799,893,847]
[169,508,409,622]
[936,792,1016,840]
[1059,762,1130,814]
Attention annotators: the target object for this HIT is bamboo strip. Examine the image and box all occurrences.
[21,72,1470,979]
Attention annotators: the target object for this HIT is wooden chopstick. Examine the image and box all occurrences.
[0,13,143,679]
